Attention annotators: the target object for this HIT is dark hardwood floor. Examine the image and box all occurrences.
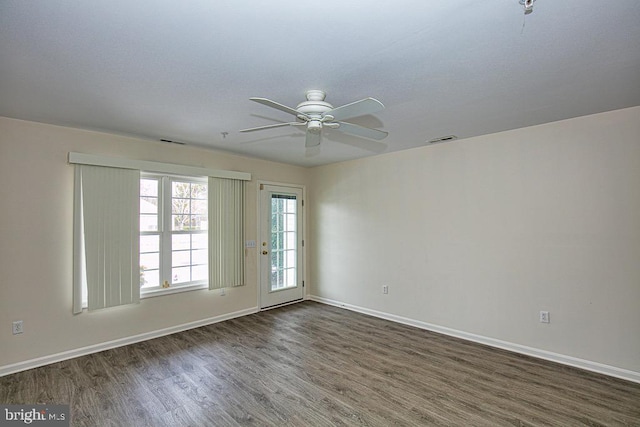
[2,301,639,426]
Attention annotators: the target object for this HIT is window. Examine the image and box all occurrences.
[71,152,250,313]
[140,174,208,295]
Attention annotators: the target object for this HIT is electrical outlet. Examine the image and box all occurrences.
[12,320,23,335]
[382,285,389,295]
[539,311,550,323]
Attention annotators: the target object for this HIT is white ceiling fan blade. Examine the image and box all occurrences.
[249,98,310,119]
[239,122,304,133]
[325,97,385,121]
[305,130,321,147]
[335,121,388,140]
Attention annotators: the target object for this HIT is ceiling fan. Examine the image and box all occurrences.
[239,90,388,148]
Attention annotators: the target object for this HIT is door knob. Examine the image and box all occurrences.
[262,250,268,255]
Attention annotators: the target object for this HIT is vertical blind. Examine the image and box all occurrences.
[209,177,245,289]
[73,165,140,313]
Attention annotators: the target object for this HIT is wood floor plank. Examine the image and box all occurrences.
[2,301,639,426]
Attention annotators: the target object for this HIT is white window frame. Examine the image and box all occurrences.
[140,172,209,299]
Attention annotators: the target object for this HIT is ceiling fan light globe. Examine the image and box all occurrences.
[307,120,322,133]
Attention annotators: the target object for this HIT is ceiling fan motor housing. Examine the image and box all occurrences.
[296,100,333,116]
[295,89,334,117]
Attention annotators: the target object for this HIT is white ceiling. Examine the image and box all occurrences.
[1,1,639,167]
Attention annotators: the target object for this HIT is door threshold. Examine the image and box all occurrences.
[260,298,304,311]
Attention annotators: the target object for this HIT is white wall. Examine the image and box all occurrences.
[0,117,308,369]
[309,107,640,375]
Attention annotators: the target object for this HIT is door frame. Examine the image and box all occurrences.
[257,180,307,310]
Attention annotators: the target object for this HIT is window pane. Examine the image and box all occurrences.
[286,232,295,250]
[140,235,159,253]
[191,183,207,199]
[173,215,190,231]
[192,233,207,249]
[140,179,158,197]
[189,216,199,230]
[140,252,160,270]
[172,234,190,251]
[189,214,207,230]
[277,269,284,287]
[172,198,190,215]
[172,267,190,284]
[192,249,207,265]
[140,197,158,214]
[285,268,296,287]
[140,214,158,231]
[286,213,296,231]
[192,199,207,215]
[141,269,159,288]
[172,181,191,198]
[172,250,191,267]
[286,250,295,268]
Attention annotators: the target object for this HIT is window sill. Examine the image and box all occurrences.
[79,282,208,310]
[141,282,208,299]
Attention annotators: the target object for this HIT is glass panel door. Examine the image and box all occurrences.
[260,185,304,308]
[270,194,297,291]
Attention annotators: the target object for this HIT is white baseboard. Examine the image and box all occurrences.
[4,299,638,385]
[0,306,259,377]
[309,295,640,384]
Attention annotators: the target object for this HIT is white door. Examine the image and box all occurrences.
[259,184,304,309]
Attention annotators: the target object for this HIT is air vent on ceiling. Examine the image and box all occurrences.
[160,138,186,145]
[427,135,457,144]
